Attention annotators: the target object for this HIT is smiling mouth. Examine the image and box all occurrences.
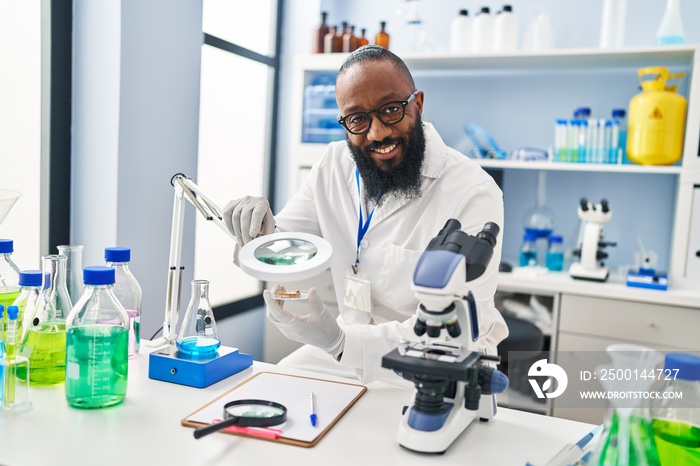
[371,143,398,160]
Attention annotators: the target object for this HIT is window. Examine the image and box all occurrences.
[195,1,281,315]
[0,2,71,268]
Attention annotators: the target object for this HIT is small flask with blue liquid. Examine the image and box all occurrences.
[546,235,565,271]
[519,232,538,267]
[176,280,220,356]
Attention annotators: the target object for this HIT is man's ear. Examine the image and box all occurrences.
[415,90,425,115]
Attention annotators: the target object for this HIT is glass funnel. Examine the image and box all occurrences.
[0,189,21,226]
[590,344,665,466]
[19,254,73,385]
[176,280,220,357]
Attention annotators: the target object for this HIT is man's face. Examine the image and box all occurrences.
[336,61,426,202]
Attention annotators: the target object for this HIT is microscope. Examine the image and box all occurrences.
[569,198,617,282]
[381,219,509,454]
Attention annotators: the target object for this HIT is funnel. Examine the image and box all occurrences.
[0,189,22,226]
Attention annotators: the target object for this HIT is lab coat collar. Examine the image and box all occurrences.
[345,122,448,225]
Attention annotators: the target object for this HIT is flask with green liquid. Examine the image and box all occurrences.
[19,255,72,385]
[65,266,129,408]
[651,353,700,465]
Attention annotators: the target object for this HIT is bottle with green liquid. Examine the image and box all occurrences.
[65,266,129,409]
[19,255,72,385]
[651,353,700,466]
[0,239,21,326]
[11,270,43,343]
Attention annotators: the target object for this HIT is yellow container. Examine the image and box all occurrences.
[627,67,687,166]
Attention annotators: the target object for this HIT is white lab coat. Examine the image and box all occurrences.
[275,123,508,383]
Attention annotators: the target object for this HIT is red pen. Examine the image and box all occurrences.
[212,419,283,439]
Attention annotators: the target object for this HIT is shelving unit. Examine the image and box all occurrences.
[285,46,700,422]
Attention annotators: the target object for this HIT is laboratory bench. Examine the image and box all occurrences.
[496,271,700,423]
[0,345,596,466]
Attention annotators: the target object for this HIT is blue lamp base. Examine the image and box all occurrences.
[148,345,253,388]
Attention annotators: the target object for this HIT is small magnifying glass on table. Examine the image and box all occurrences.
[193,399,287,439]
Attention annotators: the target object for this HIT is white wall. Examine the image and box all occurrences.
[72,0,202,341]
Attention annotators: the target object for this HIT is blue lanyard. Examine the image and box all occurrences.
[354,169,381,273]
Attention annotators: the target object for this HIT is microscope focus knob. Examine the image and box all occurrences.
[478,367,510,395]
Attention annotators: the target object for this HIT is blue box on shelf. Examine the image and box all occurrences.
[148,345,253,388]
[626,268,668,291]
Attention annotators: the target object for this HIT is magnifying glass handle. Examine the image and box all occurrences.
[194,417,238,439]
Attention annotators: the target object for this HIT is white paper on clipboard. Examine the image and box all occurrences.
[184,372,366,444]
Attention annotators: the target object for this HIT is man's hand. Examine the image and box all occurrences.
[263,285,345,358]
[223,196,275,245]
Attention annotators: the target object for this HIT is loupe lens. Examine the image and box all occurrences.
[223,400,287,427]
[254,239,318,266]
[225,403,286,419]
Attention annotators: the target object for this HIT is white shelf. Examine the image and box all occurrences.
[476,159,683,174]
[298,45,698,73]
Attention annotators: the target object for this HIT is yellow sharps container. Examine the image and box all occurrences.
[627,67,687,165]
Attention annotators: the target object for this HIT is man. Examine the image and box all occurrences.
[224,45,507,383]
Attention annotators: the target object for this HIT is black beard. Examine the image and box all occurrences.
[347,118,426,205]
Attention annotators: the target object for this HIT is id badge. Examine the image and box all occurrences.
[344,267,373,314]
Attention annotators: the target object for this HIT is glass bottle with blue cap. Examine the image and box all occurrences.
[651,352,700,464]
[105,247,142,358]
[0,239,21,315]
[10,270,44,342]
[65,266,129,408]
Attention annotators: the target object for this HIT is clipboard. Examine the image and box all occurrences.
[181,371,367,447]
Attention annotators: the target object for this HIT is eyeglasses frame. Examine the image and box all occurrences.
[337,90,420,135]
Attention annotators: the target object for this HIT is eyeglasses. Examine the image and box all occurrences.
[337,90,419,135]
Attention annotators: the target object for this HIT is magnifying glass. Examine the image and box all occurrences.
[193,399,287,439]
[239,232,332,282]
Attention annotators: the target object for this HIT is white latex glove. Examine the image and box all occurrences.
[263,285,345,358]
[223,196,276,245]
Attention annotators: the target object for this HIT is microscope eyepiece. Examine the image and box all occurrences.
[601,199,610,213]
[476,222,500,247]
[438,219,462,237]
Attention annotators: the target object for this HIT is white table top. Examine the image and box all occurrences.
[0,348,596,466]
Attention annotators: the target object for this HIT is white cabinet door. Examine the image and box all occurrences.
[686,185,700,279]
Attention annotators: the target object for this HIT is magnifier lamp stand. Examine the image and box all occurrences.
[147,174,252,388]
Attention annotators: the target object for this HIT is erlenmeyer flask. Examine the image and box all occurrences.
[176,280,220,356]
[590,344,664,465]
[19,255,73,385]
